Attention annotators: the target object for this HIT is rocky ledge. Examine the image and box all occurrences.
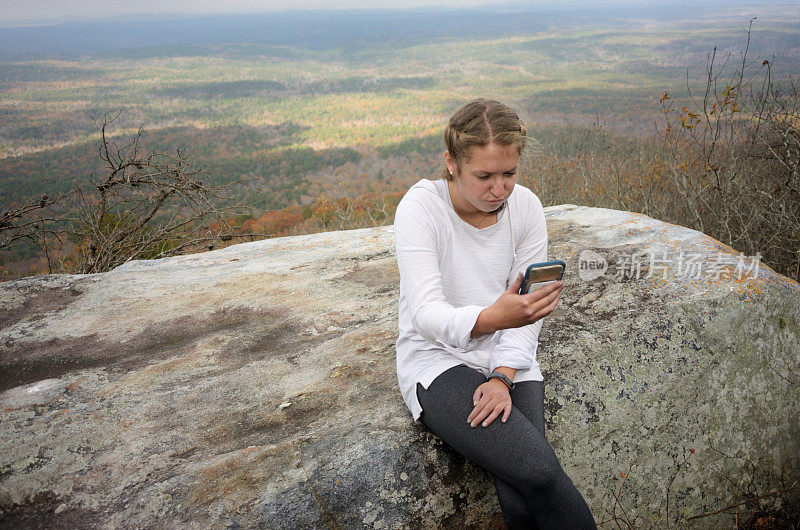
[1,205,798,528]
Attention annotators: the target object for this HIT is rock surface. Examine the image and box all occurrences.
[1,205,798,528]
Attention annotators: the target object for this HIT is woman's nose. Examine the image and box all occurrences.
[491,179,505,196]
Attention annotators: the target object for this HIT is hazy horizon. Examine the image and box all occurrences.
[0,0,771,27]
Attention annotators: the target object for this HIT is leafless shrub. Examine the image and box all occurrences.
[1,190,76,256]
[657,18,799,281]
[2,112,269,276]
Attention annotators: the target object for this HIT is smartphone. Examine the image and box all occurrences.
[519,260,566,295]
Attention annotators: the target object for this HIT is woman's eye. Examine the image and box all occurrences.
[478,174,490,180]
[504,172,517,177]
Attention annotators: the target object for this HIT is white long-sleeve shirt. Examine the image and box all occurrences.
[394,178,548,421]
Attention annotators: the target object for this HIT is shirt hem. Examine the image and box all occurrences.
[405,359,544,422]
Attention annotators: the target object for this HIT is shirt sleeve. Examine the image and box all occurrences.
[394,195,485,351]
[490,192,549,373]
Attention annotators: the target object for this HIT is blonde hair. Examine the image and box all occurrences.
[442,98,527,181]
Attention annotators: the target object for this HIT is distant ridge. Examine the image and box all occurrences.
[0,4,758,60]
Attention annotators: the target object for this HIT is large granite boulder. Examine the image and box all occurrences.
[1,205,798,528]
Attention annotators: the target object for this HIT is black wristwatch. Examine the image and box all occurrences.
[488,371,515,390]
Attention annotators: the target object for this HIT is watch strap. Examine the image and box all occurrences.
[488,371,515,390]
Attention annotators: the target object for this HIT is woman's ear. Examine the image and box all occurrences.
[444,150,455,175]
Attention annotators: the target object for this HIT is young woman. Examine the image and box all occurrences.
[394,98,596,529]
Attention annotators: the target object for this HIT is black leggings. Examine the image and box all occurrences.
[416,364,596,529]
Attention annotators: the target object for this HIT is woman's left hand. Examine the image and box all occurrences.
[468,379,512,428]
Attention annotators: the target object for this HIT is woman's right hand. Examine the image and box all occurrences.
[471,274,563,338]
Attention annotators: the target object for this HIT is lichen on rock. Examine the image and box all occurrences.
[1,208,798,528]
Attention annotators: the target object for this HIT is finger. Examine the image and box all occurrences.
[532,290,562,321]
[468,403,480,423]
[467,385,483,423]
[468,388,484,423]
[528,283,560,311]
[548,290,562,311]
[481,406,504,427]
[508,272,523,294]
[527,279,562,301]
[501,403,512,423]
[470,401,494,427]
[543,283,563,306]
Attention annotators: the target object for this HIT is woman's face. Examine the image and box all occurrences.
[446,142,519,214]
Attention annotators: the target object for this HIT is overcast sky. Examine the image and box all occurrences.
[0,0,698,25]
[2,0,487,23]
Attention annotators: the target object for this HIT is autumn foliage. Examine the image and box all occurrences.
[241,208,304,236]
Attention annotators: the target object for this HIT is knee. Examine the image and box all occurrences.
[516,459,563,492]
